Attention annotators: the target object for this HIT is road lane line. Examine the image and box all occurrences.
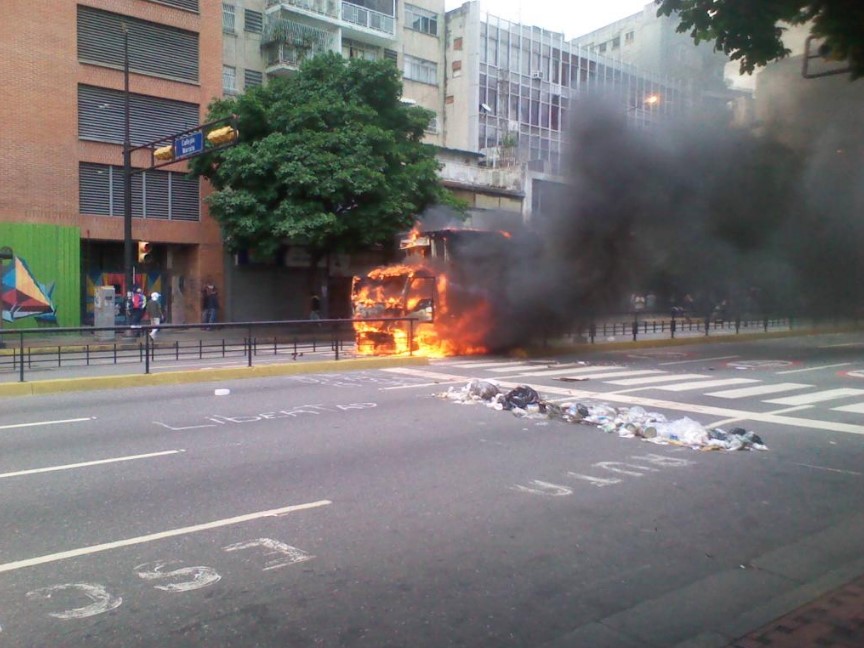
[831,402,864,413]
[0,417,95,431]
[0,500,332,574]
[660,355,740,365]
[792,463,863,476]
[777,362,852,375]
[0,450,185,480]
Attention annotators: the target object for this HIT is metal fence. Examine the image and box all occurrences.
[0,312,855,383]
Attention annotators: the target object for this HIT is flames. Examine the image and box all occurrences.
[352,261,493,358]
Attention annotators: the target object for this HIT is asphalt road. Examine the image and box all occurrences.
[1,332,863,647]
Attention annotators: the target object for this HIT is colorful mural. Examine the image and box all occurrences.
[84,270,164,322]
[0,223,80,329]
[1,256,57,323]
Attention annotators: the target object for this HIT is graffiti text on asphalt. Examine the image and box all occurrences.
[154,403,377,430]
[514,453,694,494]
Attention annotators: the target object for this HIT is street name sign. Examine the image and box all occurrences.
[175,132,204,159]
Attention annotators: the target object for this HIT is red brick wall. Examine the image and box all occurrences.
[0,0,226,322]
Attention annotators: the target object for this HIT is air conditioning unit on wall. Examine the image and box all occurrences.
[531,71,543,80]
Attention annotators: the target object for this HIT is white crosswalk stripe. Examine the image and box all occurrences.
[765,388,864,406]
[519,368,663,379]
[706,383,811,399]
[605,373,711,386]
[832,402,864,413]
[509,365,621,377]
[656,378,758,392]
[487,363,552,373]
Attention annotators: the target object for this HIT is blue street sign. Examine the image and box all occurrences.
[174,132,204,159]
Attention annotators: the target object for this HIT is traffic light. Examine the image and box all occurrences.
[137,241,153,264]
[154,144,174,162]
[207,126,238,146]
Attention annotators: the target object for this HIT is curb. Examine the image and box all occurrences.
[0,355,429,398]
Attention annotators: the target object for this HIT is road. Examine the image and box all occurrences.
[1,332,863,647]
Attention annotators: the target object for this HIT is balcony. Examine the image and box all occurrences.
[262,18,335,77]
[266,0,395,45]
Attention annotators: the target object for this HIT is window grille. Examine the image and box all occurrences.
[77,6,199,83]
[244,69,263,88]
[244,9,263,33]
[79,163,199,221]
[223,4,236,33]
[78,85,200,147]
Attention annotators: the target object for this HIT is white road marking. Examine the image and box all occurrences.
[777,362,852,375]
[707,383,811,399]
[512,480,573,496]
[606,373,710,386]
[487,363,550,373]
[656,378,758,392]
[524,368,662,379]
[509,365,622,377]
[791,463,863,476]
[436,360,534,368]
[831,402,864,413]
[26,584,122,619]
[0,417,95,431]
[660,355,741,366]
[382,379,466,390]
[135,561,222,592]
[223,538,314,571]
[765,389,864,406]
[0,499,332,574]
[0,450,184,480]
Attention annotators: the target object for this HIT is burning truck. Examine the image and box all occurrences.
[352,227,512,357]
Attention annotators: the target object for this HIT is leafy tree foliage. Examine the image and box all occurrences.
[655,0,863,79]
[189,53,455,262]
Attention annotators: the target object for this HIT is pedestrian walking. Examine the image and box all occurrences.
[309,293,321,320]
[146,292,163,340]
[130,287,146,335]
[201,283,219,329]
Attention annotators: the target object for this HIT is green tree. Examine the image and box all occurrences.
[655,0,864,79]
[189,52,457,267]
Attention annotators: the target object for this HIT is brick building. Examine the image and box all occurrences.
[0,0,223,327]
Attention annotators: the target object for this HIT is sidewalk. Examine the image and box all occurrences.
[728,573,864,647]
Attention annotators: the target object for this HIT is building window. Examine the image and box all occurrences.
[425,114,439,133]
[611,36,621,49]
[343,39,379,60]
[598,42,607,54]
[79,163,199,221]
[244,69,263,88]
[223,65,237,93]
[403,55,437,85]
[244,9,262,34]
[452,59,462,78]
[78,85,199,146]
[384,48,398,64]
[625,30,635,45]
[405,4,437,36]
[222,3,235,33]
[148,0,199,11]
[453,36,463,51]
[77,6,199,83]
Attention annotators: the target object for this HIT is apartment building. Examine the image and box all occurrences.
[569,2,732,117]
[443,1,689,224]
[0,0,223,328]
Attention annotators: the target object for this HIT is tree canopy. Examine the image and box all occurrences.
[188,52,454,262]
[655,0,864,79]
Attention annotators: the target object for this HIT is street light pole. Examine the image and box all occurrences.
[123,25,133,298]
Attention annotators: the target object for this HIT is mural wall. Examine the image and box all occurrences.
[0,223,81,328]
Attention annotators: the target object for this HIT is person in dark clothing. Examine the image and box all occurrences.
[202,283,219,328]
[309,294,321,320]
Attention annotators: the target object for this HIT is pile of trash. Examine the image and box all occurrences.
[438,379,767,452]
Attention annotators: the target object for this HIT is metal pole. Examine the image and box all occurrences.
[123,26,134,298]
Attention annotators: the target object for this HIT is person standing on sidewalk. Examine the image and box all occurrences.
[130,288,146,335]
[146,292,163,340]
[201,283,219,329]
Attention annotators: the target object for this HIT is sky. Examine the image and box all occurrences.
[443,0,653,39]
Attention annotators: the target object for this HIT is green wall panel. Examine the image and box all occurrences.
[0,222,81,329]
